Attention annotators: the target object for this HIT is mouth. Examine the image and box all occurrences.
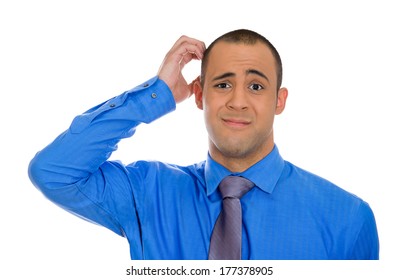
[222,118,251,128]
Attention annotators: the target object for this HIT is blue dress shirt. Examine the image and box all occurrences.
[28,76,379,260]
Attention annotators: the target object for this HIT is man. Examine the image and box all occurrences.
[28,29,379,260]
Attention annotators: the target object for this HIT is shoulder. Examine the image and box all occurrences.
[283,161,355,194]
[281,160,369,214]
[276,161,379,259]
[281,160,378,229]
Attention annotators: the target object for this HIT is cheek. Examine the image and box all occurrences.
[203,106,217,129]
[252,103,277,126]
[203,102,223,135]
[203,96,222,118]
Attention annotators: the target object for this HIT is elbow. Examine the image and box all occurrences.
[28,150,67,192]
[28,151,50,191]
[28,148,89,194]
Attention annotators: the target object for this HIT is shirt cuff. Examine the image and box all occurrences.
[69,76,176,133]
[125,76,176,123]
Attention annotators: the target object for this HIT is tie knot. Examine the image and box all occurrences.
[219,176,255,199]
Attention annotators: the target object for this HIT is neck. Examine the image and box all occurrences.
[209,139,275,173]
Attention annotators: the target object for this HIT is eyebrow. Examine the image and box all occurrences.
[212,72,235,82]
[212,69,269,82]
[246,69,269,82]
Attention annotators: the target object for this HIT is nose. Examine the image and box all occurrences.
[226,89,248,111]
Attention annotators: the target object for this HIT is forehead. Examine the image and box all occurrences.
[205,41,277,81]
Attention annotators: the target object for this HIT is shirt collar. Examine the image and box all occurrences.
[205,145,285,196]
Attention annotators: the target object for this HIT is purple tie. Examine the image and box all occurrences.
[208,176,255,260]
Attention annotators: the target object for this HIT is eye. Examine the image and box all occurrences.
[215,83,231,89]
[249,83,264,91]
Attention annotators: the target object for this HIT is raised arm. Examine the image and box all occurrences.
[28,35,205,237]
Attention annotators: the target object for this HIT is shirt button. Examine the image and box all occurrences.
[109,104,116,108]
[143,83,149,87]
[151,93,157,99]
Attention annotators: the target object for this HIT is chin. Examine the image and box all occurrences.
[217,144,253,159]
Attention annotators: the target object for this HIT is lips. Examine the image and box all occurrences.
[222,117,251,128]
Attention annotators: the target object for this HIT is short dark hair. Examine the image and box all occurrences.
[201,29,283,90]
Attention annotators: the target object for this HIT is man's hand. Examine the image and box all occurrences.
[158,36,205,104]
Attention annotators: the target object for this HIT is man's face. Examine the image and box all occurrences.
[195,41,288,171]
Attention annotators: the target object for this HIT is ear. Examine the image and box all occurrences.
[193,76,204,110]
[275,87,288,115]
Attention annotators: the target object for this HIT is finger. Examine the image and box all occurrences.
[180,51,200,68]
[170,35,206,54]
[168,37,206,63]
[175,41,204,63]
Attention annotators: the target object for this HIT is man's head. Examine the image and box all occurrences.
[200,29,283,91]
[194,29,288,172]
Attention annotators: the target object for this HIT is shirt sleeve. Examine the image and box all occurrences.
[28,76,176,237]
[349,201,380,260]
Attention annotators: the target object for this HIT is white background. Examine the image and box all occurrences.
[1,0,398,279]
